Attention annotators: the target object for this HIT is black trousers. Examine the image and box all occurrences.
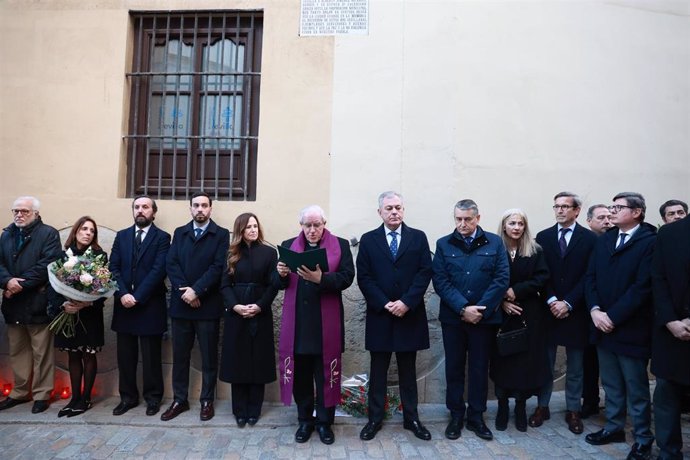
[116,332,163,405]
[171,318,219,403]
[368,351,419,423]
[231,383,265,418]
[293,354,335,427]
[582,343,600,406]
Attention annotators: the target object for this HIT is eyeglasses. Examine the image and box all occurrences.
[608,205,632,212]
[552,205,574,211]
[11,209,32,216]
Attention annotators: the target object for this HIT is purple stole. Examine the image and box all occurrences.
[279,228,343,407]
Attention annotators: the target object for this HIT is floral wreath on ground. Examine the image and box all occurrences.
[339,374,402,419]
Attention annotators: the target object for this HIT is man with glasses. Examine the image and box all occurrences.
[533,192,597,434]
[0,196,61,413]
[585,192,656,460]
[658,199,687,225]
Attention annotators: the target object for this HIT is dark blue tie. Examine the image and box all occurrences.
[464,236,473,246]
[195,228,203,239]
[559,228,570,256]
[616,232,627,249]
[389,232,398,257]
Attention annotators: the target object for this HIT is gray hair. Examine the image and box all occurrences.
[587,204,608,220]
[299,205,327,225]
[613,192,646,221]
[553,191,582,209]
[13,196,40,211]
[454,199,479,215]
[378,191,403,208]
[659,199,688,219]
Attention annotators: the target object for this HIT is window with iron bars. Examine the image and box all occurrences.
[125,11,262,201]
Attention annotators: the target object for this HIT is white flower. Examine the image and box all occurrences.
[63,257,79,270]
[79,272,93,286]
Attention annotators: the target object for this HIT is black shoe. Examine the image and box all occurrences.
[495,399,509,431]
[0,397,30,411]
[146,403,160,416]
[359,421,383,441]
[466,419,493,441]
[31,400,49,414]
[445,417,463,440]
[112,400,138,416]
[626,442,652,460]
[585,428,626,445]
[57,399,79,418]
[160,400,189,421]
[317,425,335,445]
[514,401,527,432]
[295,423,314,443]
[403,419,431,441]
[236,416,247,428]
[247,416,259,426]
[580,403,600,419]
[67,400,91,417]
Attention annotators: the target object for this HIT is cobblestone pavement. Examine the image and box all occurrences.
[0,393,688,459]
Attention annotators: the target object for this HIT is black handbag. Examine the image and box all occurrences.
[496,316,528,357]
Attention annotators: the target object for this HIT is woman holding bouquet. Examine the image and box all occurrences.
[220,213,279,427]
[48,216,107,417]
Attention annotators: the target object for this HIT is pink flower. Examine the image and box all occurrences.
[79,272,93,286]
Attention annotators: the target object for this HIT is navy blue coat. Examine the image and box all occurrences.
[166,219,230,320]
[432,227,510,326]
[651,217,690,385]
[535,223,597,348]
[357,223,432,352]
[110,224,170,336]
[585,222,656,359]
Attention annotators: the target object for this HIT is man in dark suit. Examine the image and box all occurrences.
[357,191,433,441]
[161,191,229,422]
[532,192,597,434]
[651,216,690,460]
[110,195,170,416]
[585,192,656,460]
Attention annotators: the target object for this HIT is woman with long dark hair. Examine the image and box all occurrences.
[49,216,107,417]
[220,213,278,427]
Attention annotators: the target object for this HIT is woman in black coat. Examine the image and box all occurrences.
[220,213,279,427]
[490,209,550,432]
[48,216,107,417]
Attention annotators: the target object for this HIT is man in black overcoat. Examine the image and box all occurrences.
[651,215,690,460]
[357,191,433,441]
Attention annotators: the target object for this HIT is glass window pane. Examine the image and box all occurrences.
[200,95,242,150]
[151,39,193,91]
[149,95,190,149]
[203,39,245,91]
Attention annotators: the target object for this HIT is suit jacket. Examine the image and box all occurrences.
[166,219,230,320]
[110,223,170,335]
[536,223,597,348]
[357,223,432,352]
[651,217,690,385]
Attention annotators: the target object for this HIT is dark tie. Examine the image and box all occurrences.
[559,228,571,256]
[16,230,24,251]
[616,232,627,249]
[389,231,398,257]
[195,228,203,239]
[135,229,143,248]
[464,236,473,246]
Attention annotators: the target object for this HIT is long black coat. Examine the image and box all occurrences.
[220,242,279,383]
[651,217,690,385]
[357,223,432,352]
[490,248,550,393]
[536,223,596,348]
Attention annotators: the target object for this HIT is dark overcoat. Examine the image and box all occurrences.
[110,224,170,336]
[220,241,279,383]
[650,217,690,385]
[535,223,596,348]
[357,223,432,352]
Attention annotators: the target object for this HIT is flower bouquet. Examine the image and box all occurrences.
[339,374,402,419]
[47,248,117,338]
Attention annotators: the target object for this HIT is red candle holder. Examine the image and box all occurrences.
[2,383,11,397]
[60,387,70,399]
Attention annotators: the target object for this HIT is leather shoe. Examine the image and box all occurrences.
[200,401,214,421]
[445,417,463,440]
[528,406,550,427]
[247,416,259,426]
[580,403,600,419]
[466,419,493,441]
[160,400,189,421]
[626,442,652,460]
[317,425,335,445]
[0,397,30,411]
[585,428,626,445]
[146,403,160,416]
[112,400,138,416]
[359,421,382,441]
[403,419,431,441]
[295,423,314,443]
[565,411,583,434]
[31,400,49,414]
[236,416,247,428]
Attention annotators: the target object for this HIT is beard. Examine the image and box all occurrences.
[135,215,153,228]
[194,214,209,224]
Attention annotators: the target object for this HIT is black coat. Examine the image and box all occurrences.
[490,248,551,393]
[277,236,354,354]
[48,246,107,349]
[0,217,62,325]
[357,223,432,352]
[110,224,170,336]
[585,222,656,359]
[651,217,690,385]
[536,223,597,348]
[220,242,279,383]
